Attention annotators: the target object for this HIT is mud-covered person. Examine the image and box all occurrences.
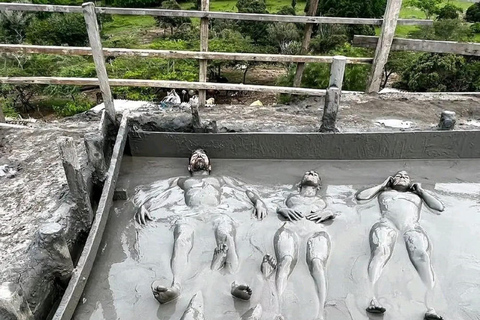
[135,149,267,304]
[356,170,444,320]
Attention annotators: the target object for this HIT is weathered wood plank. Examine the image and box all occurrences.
[0,77,329,95]
[0,3,432,25]
[354,35,480,56]
[0,44,374,64]
[367,0,402,93]
[52,113,129,320]
[293,0,319,87]
[320,87,341,132]
[198,0,209,108]
[83,2,116,124]
[0,105,5,123]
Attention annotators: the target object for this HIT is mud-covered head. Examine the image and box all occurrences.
[391,170,411,191]
[188,149,211,174]
[300,170,321,189]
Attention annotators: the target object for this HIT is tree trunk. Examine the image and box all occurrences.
[0,105,5,123]
[243,65,249,84]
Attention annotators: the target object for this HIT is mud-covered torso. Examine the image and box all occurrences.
[378,190,422,231]
[182,176,222,207]
[285,193,327,215]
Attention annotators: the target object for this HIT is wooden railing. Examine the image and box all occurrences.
[0,0,432,123]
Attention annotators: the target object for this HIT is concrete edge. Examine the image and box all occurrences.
[128,130,480,160]
[52,112,129,320]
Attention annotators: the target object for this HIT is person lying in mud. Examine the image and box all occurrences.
[356,171,445,320]
[135,149,267,304]
[262,171,336,320]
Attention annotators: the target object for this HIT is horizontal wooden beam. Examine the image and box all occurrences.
[0,3,433,25]
[354,35,480,56]
[0,76,328,96]
[0,44,373,64]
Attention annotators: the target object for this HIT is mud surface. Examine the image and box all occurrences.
[0,116,98,279]
[74,156,480,320]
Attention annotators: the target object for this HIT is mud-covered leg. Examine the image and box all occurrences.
[241,304,263,320]
[404,225,443,320]
[274,224,299,298]
[366,221,397,314]
[152,221,194,304]
[180,292,205,320]
[212,216,239,273]
[306,231,331,320]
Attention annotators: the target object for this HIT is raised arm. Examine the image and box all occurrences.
[410,183,445,213]
[356,176,392,201]
[223,176,268,220]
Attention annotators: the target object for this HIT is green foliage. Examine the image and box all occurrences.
[406,0,443,19]
[471,22,480,34]
[436,4,463,20]
[396,53,480,92]
[316,0,387,18]
[0,7,32,44]
[108,0,161,8]
[310,25,348,54]
[52,98,94,117]
[291,0,296,9]
[267,23,301,53]
[408,19,473,41]
[155,0,191,34]
[1,101,19,118]
[276,5,296,16]
[26,13,88,46]
[236,0,271,45]
[466,2,480,23]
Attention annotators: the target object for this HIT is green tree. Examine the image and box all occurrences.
[155,0,191,35]
[406,0,443,19]
[267,22,301,53]
[26,13,88,46]
[466,2,480,23]
[408,19,473,42]
[276,5,296,16]
[236,0,271,45]
[436,4,463,20]
[0,8,32,44]
[316,0,387,18]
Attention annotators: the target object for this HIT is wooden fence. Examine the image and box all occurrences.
[0,0,433,123]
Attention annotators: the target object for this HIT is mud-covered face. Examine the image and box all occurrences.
[300,170,321,188]
[188,149,211,173]
[392,171,410,191]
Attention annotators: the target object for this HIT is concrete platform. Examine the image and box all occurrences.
[73,156,480,320]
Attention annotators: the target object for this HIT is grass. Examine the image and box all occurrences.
[102,15,157,36]
[180,0,307,14]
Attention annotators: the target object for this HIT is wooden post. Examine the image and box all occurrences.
[82,2,116,124]
[0,105,5,123]
[320,86,340,132]
[329,56,347,91]
[293,0,320,87]
[58,137,94,230]
[198,0,209,108]
[366,0,402,93]
[0,282,34,320]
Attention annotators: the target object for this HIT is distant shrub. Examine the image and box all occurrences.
[52,98,94,117]
[471,22,480,34]
[466,2,480,23]
[436,4,463,20]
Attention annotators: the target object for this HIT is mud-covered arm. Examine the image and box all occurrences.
[135,177,179,224]
[411,183,445,212]
[223,177,268,220]
[356,176,392,201]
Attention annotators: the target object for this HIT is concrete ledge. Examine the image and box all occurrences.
[52,113,129,320]
[128,131,480,160]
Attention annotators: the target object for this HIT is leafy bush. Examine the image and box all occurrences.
[310,25,348,54]
[52,98,94,117]
[26,13,88,46]
[395,53,480,92]
[471,22,480,34]
[466,2,480,23]
[154,0,191,35]
[107,0,161,8]
[408,19,473,42]
[236,0,271,45]
[436,4,463,20]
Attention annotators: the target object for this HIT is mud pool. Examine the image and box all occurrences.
[73,157,480,320]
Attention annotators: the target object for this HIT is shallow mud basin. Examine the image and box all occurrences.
[73,157,480,320]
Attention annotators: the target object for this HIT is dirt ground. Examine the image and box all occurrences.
[1,92,480,279]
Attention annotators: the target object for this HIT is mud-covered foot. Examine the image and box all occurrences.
[425,308,443,320]
[151,281,180,304]
[366,298,386,314]
[211,243,228,270]
[231,282,252,300]
[241,304,262,320]
[261,254,277,278]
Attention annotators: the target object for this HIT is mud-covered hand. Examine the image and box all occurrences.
[135,206,153,225]
[383,176,394,189]
[306,210,337,224]
[255,201,268,220]
[409,182,422,193]
[277,207,303,222]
